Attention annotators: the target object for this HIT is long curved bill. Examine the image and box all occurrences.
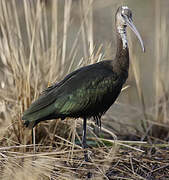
[125,17,145,52]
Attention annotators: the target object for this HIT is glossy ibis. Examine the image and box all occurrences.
[22,6,145,161]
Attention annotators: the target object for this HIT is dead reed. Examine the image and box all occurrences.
[0,0,168,179]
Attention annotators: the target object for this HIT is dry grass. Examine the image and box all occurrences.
[0,0,169,179]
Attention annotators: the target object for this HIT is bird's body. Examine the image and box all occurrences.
[22,6,144,162]
[23,58,128,128]
[23,25,130,128]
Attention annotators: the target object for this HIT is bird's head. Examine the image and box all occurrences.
[116,6,145,52]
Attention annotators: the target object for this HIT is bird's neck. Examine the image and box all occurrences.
[117,26,128,49]
[113,27,129,73]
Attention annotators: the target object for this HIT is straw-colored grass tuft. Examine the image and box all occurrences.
[0,0,169,179]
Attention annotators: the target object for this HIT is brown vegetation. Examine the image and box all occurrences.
[0,0,168,179]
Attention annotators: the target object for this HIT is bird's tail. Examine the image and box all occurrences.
[23,118,41,129]
[22,103,56,129]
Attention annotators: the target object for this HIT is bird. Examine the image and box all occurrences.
[22,6,145,162]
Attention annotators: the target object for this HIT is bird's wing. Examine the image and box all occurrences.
[50,62,119,115]
[23,68,82,116]
[57,75,114,115]
[22,61,118,120]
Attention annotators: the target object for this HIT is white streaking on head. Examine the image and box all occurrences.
[116,6,129,49]
[122,6,129,14]
[117,27,128,49]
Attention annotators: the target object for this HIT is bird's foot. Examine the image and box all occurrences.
[84,150,89,162]
[87,171,92,179]
[83,150,93,179]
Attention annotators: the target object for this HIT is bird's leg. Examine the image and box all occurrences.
[82,118,93,178]
[82,117,88,162]
[32,128,36,162]
[32,128,36,153]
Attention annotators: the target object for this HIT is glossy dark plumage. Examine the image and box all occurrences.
[22,6,144,162]
[23,58,129,128]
